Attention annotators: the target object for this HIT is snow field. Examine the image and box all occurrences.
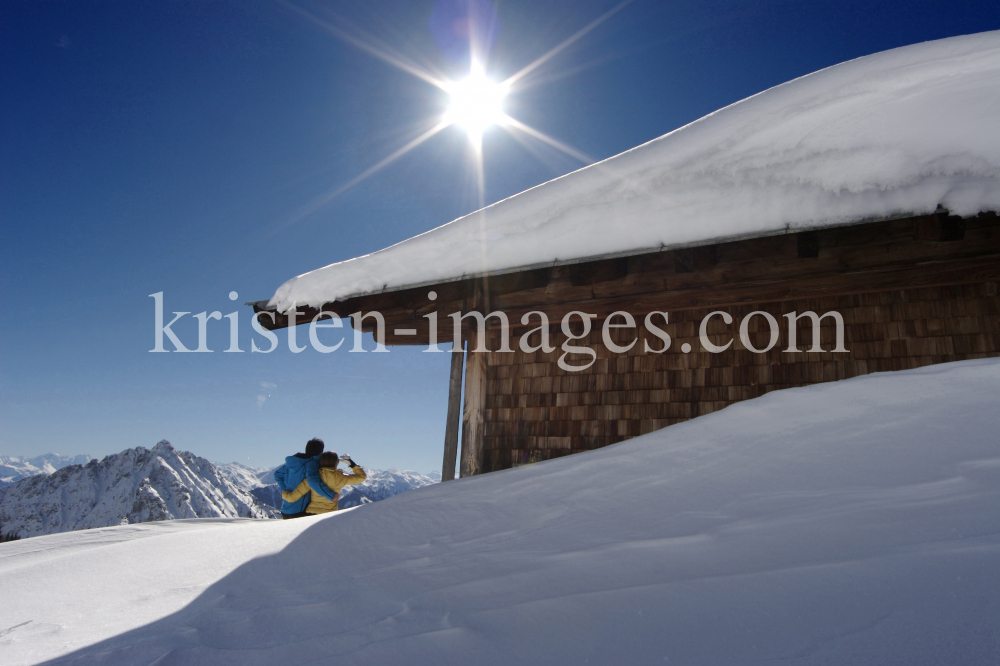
[0,518,318,664]
[1,358,998,664]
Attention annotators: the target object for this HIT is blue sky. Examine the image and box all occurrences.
[1,0,997,472]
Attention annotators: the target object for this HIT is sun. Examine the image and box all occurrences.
[444,62,508,141]
[282,1,625,218]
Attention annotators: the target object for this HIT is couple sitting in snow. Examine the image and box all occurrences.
[274,438,367,519]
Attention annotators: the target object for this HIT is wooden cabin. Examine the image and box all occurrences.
[251,33,1000,481]
[253,211,1000,479]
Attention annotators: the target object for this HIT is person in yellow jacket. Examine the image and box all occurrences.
[280,451,367,514]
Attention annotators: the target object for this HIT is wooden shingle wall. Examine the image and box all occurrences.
[481,281,1000,473]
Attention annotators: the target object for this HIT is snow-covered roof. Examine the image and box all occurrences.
[268,31,1000,312]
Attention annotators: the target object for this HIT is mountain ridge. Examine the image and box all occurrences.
[0,441,275,538]
[0,453,93,488]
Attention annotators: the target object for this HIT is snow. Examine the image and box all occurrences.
[268,31,1000,312]
[2,358,998,664]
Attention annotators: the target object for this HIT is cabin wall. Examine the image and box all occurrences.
[481,280,1000,473]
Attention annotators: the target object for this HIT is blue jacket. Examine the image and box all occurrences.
[273,454,337,515]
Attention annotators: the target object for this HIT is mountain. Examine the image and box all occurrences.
[0,453,93,487]
[338,469,439,509]
[250,485,283,510]
[214,461,274,490]
[224,464,440,511]
[214,462,286,510]
[0,441,275,538]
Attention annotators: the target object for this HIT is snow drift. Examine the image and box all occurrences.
[269,31,1000,311]
[1,358,998,665]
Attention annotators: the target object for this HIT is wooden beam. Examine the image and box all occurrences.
[459,280,488,477]
[353,254,1000,345]
[441,343,464,482]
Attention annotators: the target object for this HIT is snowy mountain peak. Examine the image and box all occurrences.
[151,440,174,453]
[0,441,275,538]
[0,452,93,487]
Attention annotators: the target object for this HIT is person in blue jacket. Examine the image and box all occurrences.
[273,438,337,519]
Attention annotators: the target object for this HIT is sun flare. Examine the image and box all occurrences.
[444,62,508,140]
[283,1,622,220]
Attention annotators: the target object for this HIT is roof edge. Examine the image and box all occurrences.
[252,208,983,312]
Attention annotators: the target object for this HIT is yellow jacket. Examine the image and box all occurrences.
[281,465,367,514]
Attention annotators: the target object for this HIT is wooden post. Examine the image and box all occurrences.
[440,342,465,482]
[459,280,488,477]
[459,343,487,477]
